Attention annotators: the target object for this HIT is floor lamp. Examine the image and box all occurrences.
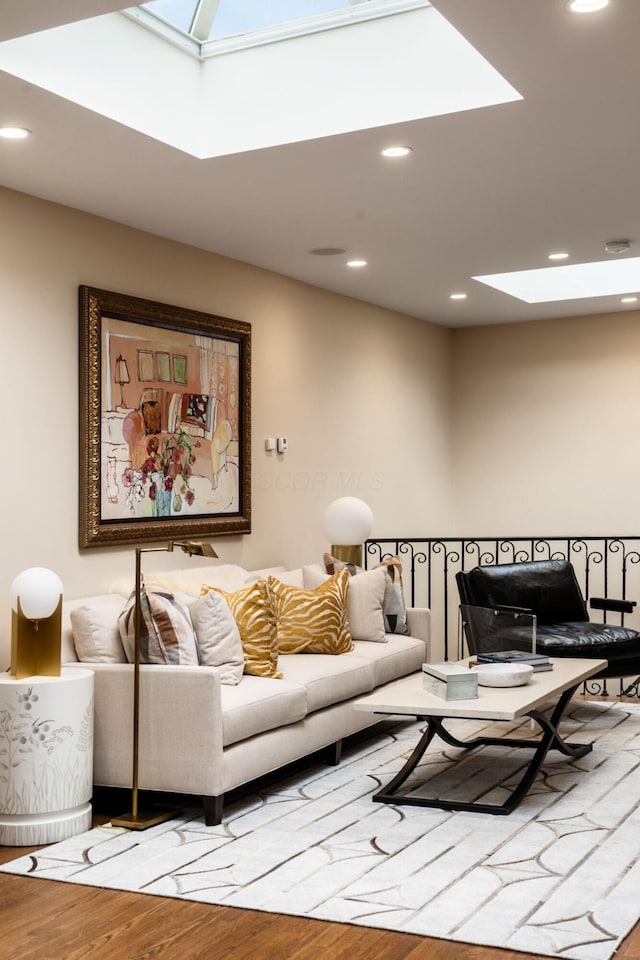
[112,539,217,831]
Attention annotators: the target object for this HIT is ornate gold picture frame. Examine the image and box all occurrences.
[79,285,251,548]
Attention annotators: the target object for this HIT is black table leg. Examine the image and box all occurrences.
[373,683,592,815]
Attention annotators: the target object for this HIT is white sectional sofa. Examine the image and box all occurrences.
[61,562,431,825]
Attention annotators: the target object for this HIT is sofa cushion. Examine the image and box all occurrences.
[243,566,287,583]
[203,579,282,679]
[118,586,199,665]
[266,569,305,588]
[220,676,308,746]
[303,565,387,642]
[69,595,128,663]
[352,635,426,686]
[110,563,248,598]
[268,570,354,655]
[278,652,374,712]
[324,553,409,635]
[189,590,244,684]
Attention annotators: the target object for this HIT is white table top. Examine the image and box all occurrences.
[0,666,94,685]
[354,657,607,721]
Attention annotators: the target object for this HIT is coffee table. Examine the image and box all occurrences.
[354,657,607,815]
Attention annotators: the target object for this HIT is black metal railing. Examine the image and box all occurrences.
[365,536,640,697]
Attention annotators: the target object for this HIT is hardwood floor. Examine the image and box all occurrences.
[2,820,639,960]
[2,699,640,960]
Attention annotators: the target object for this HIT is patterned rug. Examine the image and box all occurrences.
[4,700,640,960]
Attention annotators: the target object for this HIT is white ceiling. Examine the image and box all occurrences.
[0,0,638,328]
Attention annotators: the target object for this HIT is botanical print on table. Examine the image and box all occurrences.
[0,687,92,816]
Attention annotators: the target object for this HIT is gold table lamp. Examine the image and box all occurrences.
[10,567,64,679]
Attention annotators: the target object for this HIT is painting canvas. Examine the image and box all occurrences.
[79,286,251,548]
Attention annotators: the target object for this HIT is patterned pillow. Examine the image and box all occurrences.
[268,569,354,655]
[202,578,281,678]
[118,584,199,664]
[302,565,387,642]
[323,553,409,635]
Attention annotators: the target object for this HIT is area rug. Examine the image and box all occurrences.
[4,700,640,960]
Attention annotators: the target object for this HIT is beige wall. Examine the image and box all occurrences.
[5,183,637,669]
[0,186,453,663]
[451,311,640,535]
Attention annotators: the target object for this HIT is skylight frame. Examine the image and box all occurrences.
[124,0,431,58]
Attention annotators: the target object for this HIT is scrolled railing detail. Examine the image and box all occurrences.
[365,534,640,697]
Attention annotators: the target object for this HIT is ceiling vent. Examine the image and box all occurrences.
[605,239,631,255]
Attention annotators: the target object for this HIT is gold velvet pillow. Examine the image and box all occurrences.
[268,569,354,655]
[202,578,281,678]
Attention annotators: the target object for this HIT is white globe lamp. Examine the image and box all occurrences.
[323,497,374,567]
[10,567,64,678]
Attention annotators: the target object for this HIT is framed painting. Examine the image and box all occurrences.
[79,285,251,548]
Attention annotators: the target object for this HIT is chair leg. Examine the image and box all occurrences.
[203,794,224,826]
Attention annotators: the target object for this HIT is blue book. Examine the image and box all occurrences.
[477,650,550,664]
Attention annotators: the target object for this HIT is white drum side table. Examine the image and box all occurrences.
[0,667,94,845]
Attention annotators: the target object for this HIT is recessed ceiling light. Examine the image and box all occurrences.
[309,247,346,256]
[346,259,368,268]
[621,296,638,303]
[450,293,467,300]
[0,126,31,140]
[548,251,570,260]
[474,256,640,303]
[380,146,413,158]
[566,0,609,12]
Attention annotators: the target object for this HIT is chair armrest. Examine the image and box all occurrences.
[589,596,637,614]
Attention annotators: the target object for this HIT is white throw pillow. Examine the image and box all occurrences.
[302,565,387,643]
[189,590,244,685]
[70,595,128,662]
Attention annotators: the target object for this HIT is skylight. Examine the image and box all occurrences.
[142,0,378,43]
[474,258,640,303]
[0,1,521,158]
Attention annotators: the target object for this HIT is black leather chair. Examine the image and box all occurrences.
[456,559,640,680]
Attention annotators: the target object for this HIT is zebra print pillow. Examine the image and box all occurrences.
[268,569,354,655]
[202,578,282,678]
[323,553,409,635]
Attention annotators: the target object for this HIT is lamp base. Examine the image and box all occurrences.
[111,807,179,831]
[330,544,363,567]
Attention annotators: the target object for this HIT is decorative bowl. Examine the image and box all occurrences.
[473,663,534,687]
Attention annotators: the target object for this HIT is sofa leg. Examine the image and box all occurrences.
[326,739,343,766]
[203,794,224,826]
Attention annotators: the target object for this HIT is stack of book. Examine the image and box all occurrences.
[476,650,553,672]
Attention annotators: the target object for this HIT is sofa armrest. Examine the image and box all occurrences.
[65,662,224,797]
[406,607,431,660]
